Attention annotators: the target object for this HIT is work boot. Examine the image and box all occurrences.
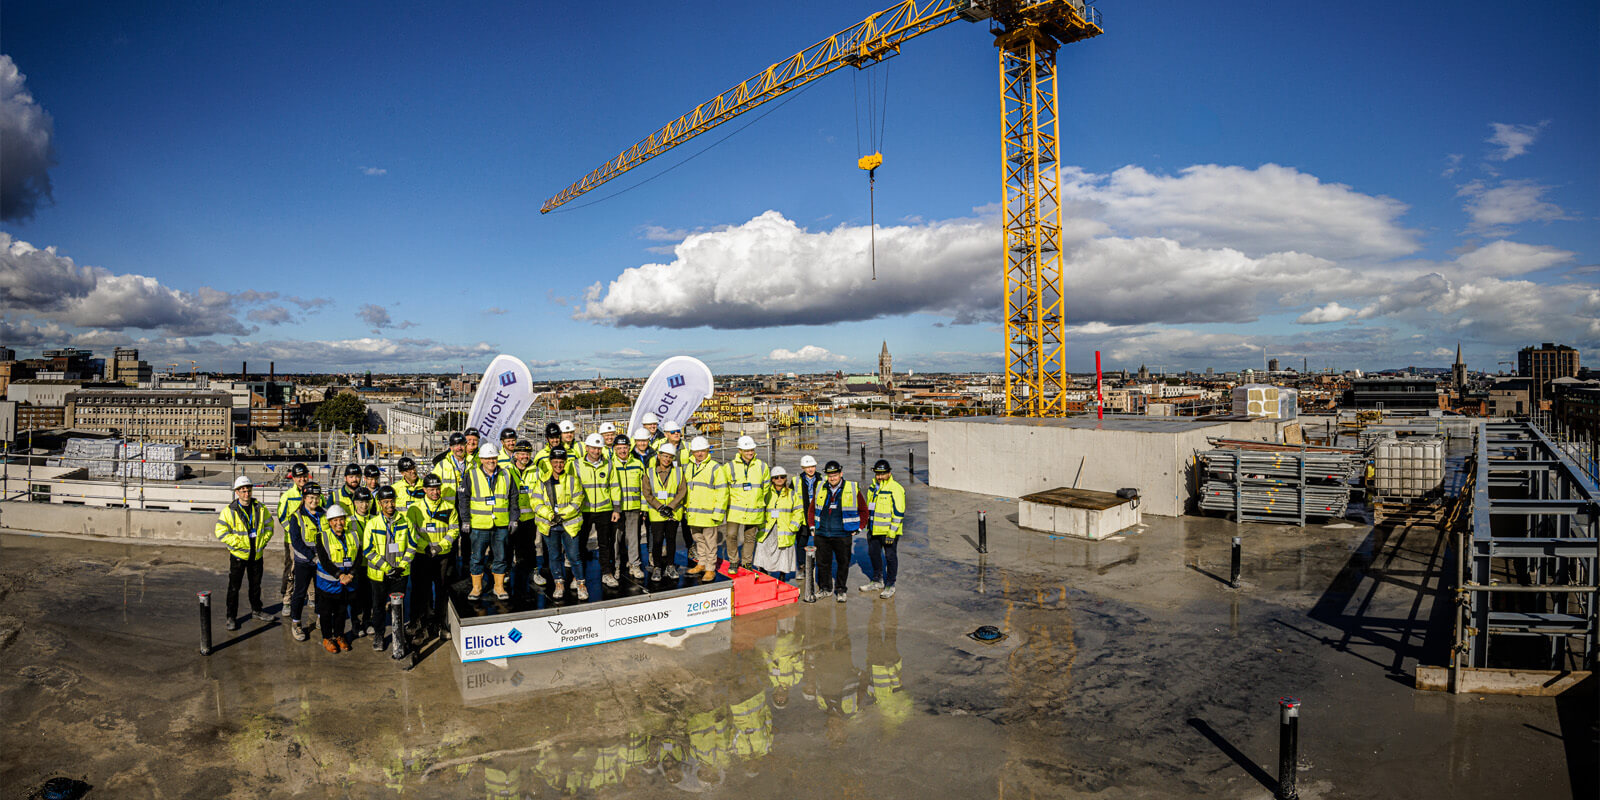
[629,565,645,580]
[224,618,240,632]
[701,569,715,583]
[650,567,662,582]
[741,561,754,572]
[859,581,884,593]
[601,574,619,588]
[879,586,896,599]
[493,573,509,600]
[552,580,565,600]
[338,636,352,652]
[687,564,706,576]
[291,622,308,641]
[322,638,339,654]
[576,581,590,601]
[665,565,680,579]
[468,574,483,600]
[253,610,273,623]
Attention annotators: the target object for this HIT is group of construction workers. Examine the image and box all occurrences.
[212,414,908,657]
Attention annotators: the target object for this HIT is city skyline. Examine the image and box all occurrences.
[2,1,1597,378]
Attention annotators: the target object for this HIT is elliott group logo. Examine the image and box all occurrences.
[507,627,523,644]
[667,373,686,389]
[498,370,518,387]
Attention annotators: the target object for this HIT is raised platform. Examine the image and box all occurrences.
[1019,486,1141,540]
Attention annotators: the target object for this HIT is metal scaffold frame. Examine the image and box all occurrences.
[1451,419,1599,691]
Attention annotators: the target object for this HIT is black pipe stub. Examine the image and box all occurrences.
[969,625,1007,644]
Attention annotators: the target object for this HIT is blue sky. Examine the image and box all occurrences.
[2,0,1595,378]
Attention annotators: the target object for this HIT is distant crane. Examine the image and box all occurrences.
[542,0,1104,417]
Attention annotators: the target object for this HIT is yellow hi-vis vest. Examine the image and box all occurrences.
[576,456,619,513]
[682,457,728,528]
[215,500,273,559]
[407,495,460,554]
[362,512,417,580]
[722,456,770,525]
[759,485,801,546]
[530,465,583,536]
[508,462,538,521]
[394,476,426,514]
[430,454,470,502]
[611,451,645,511]
[644,464,682,522]
[467,465,513,529]
[867,476,906,538]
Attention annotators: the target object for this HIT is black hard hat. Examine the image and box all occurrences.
[302,481,322,494]
[823,460,843,474]
[500,427,517,440]
[397,457,416,472]
[290,463,309,477]
[363,465,381,478]
[422,474,442,488]
[613,434,630,448]
[513,440,533,453]
[544,422,561,438]
[353,487,372,502]
[464,427,480,437]
[449,432,466,445]
[343,463,362,477]
[550,446,569,461]
[375,485,397,501]
[873,459,892,473]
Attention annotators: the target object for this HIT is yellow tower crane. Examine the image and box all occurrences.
[541,0,1103,417]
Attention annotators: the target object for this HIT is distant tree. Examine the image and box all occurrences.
[435,410,467,431]
[313,393,368,432]
[559,388,630,410]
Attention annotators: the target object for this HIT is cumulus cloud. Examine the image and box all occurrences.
[1296,302,1365,324]
[1458,180,1569,234]
[141,336,498,372]
[247,305,294,325]
[0,56,57,222]
[769,345,846,363]
[287,296,332,311]
[1486,121,1547,161]
[1,233,96,309]
[0,314,67,345]
[357,303,392,331]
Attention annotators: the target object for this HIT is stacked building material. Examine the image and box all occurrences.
[1199,448,1360,524]
[53,438,122,476]
[115,442,186,481]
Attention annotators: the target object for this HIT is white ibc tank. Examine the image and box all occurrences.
[1373,437,1444,498]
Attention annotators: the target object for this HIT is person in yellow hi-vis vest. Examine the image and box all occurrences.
[532,447,588,601]
[576,433,622,588]
[507,440,544,594]
[720,436,769,573]
[464,443,514,601]
[430,432,472,573]
[363,485,418,653]
[753,466,800,581]
[861,459,907,599]
[682,437,729,583]
[215,475,274,630]
[611,433,647,581]
[407,473,459,640]
[643,443,686,583]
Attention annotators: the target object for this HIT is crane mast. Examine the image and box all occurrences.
[543,1,1103,417]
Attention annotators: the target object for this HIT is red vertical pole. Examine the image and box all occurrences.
[1095,351,1104,420]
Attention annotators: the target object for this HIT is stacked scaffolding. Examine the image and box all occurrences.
[1198,448,1361,525]
[1450,419,1598,690]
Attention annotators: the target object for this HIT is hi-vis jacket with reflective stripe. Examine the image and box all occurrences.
[285,507,324,563]
[314,523,361,594]
[760,485,801,546]
[643,463,685,523]
[328,483,361,517]
[406,495,460,554]
[867,476,906,538]
[466,465,513,530]
[215,500,273,559]
[362,511,418,580]
[530,465,584,536]
[610,450,645,512]
[274,482,304,526]
[393,476,427,515]
[722,456,770,525]
[681,457,728,528]
[508,462,539,521]
[813,479,864,534]
[576,455,620,513]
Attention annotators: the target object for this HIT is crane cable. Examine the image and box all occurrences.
[854,60,890,280]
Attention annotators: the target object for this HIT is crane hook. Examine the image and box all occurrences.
[858,152,882,280]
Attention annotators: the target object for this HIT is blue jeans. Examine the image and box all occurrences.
[547,527,582,584]
[867,535,899,586]
[469,526,508,575]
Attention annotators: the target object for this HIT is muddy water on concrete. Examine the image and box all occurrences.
[1,428,1589,798]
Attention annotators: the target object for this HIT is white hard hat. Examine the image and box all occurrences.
[661,419,682,433]
[800,455,817,467]
[597,422,616,434]
[558,420,576,433]
[232,476,252,490]
[478,443,500,458]
[584,433,604,448]
[658,442,678,456]
[770,466,788,477]
[690,436,710,452]
[325,504,347,520]
[631,428,650,441]
[737,435,757,450]
[641,412,659,425]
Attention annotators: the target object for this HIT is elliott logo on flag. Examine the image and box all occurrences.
[667,374,685,388]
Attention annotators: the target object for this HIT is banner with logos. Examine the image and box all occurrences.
[626,356,715,439]
[454,621,731,705]
[466,355,541,442]
[454,586,733,662]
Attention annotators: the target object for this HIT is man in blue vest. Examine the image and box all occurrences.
[812,461,868,603]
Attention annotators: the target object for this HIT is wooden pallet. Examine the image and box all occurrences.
[1373,497,1447,526]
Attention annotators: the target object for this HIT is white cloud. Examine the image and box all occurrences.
[1,233,96,309]
[1441,153,1463,178]
[1458,179,1569,233]
[768,345,846,363]
[247,305,294,325]
[0,315,67,345]
[1486,121,1547,161]
[1453,239,1574,278]
[360,166,387,176]
[357,303,392,331]
[0,56,57,222]
[484,306,509,315]
[1296,302,1366,324]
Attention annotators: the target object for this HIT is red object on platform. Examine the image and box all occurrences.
[717,561,800,615]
